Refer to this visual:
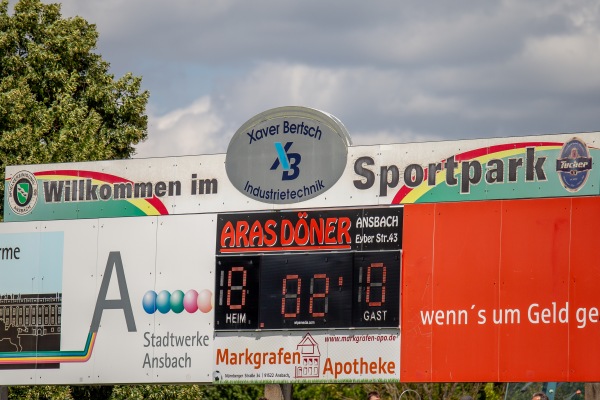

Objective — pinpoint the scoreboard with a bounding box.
[215,251,401,330]
[214,207,403,331]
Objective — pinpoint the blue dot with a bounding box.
[142,291,157,314]
[156,290,171,314]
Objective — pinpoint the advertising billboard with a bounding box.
[4,132,600,221]
[401,196,600,382]
[0,206,403,385]
[0,216,215,385]
[2,198,599,384]
[212,207,402,383]
[2,107,600,384]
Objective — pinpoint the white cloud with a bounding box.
[134,97,225,158]
[514,34,600,91]
[135,63,453,157]
[14,0,597,157]
[351,129,442,147]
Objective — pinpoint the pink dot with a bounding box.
[183,290,199,313]
[197,289,213,313]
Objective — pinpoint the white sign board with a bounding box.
[5,132,600,222]
[214,330,399,383]
[0,216,215,385]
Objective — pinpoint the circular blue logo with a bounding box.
[555,138,592,192]
[225,107,351,204]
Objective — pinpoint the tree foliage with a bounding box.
[4,382,503,400]
[293,382,367,399]
[110,384,205,400]
[7,385,72,400]
[7,384,262,400]
[0,0,148,216]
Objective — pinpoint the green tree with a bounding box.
[1,0,146,394]
[195,384,263,400]
[7,385,72,400]
[109,384,205,400]
[293,383,367,399]
[0,0,148,217]
[373,382,491,400]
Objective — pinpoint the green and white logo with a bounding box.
[8,170,38,215]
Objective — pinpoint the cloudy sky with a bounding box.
[24,1,600,157]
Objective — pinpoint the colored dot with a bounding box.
[170,290,185,314]
[142,291,157,314]
[184,290,199,313]
[156,290,171,314]
[197,289,213,313]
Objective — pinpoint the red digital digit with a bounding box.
[226,266,247,310]
[366,262,386,306]
[309,273,329,317]
[281,274,301,318]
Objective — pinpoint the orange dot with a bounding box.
[197,289,213,313]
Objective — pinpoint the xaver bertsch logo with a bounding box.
[271,142,301,181]
[226,107,351,204]
[556,138,593,192]
[8,170,38,215]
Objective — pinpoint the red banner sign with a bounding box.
[401,197,600,382]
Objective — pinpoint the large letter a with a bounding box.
[90,251,136,332]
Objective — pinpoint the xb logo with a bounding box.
[271,142,301,180]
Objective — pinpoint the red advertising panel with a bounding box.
[569,198,600,381]
[401,197,600,382]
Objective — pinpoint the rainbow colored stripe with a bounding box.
[35,170,169,216]
[0,331,96,365]
[392,141,563,204]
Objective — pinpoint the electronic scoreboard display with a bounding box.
[214,207,403,331]
[215,251,400,330]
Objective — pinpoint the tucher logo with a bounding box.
[225,107,351,204]
[556,138,593,192]
[8,170,38,215]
